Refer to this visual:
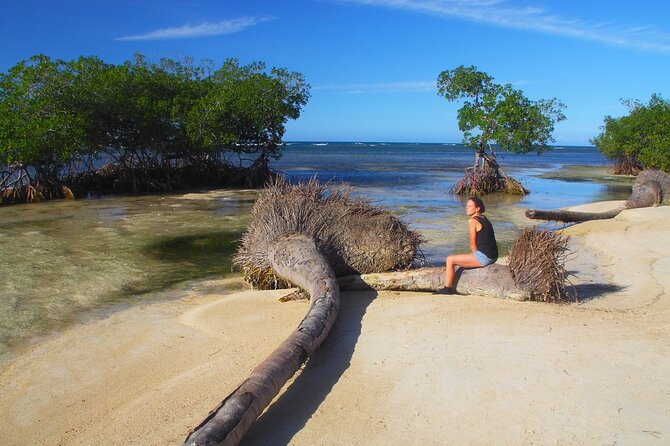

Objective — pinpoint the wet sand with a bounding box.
[1,203,669,445]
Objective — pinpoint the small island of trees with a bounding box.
[0,54,310,204]
[591,94,670,175]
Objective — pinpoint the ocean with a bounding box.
[275,142,620,208]
[0,142,631,359]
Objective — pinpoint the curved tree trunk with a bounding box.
[338,264,530,301]
[182,233,339,446]
[526,170,668,223]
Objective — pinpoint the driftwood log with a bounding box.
[526,169,670,222]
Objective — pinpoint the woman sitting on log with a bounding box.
[444,197,498,293]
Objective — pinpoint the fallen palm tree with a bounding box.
[526,169,670,222]
[182,232,339,446]
[183,178,422,446]
[183,178,570,445]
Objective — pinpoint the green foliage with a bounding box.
[0,55,88,173]
[591,94,670,174]
[437,65,566,155]
[73,55,199,166]
[0,54,310,201]
[186,59,309,161]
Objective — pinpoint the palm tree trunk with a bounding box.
[338,264,530,301]
[182,233,339,446]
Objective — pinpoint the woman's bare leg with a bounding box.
[445,253,482,288]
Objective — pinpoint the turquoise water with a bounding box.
[0,142,631,357]
[0,190,256,358]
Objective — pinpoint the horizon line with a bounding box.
[283,140,596,148]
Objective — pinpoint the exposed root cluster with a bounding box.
[233,177,424,289]
[451,154,529,196]
[65,160,275,195]
[1,165,74,205]
[508,227,572,302]
[633,169,670,205]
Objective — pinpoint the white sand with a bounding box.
[1,203,669,445]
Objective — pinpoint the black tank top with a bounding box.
[474,215,498,261]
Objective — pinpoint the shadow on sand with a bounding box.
[572,283,625,302]
[240,291,377,446]
[239,281,623,444]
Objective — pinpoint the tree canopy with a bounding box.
[0,54,310,204]
[437,65,566,156]
[591,94,670,175]
[0,55,87,171]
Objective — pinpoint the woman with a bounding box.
[444,196,498,293]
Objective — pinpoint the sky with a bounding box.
[2,0,669,145]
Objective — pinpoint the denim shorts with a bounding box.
[474,250,496,266]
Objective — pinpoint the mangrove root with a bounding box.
[452,152,529,196]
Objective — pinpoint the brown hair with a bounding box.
[468,196,485,213]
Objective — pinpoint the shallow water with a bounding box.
[0,143,632,357]
[0,190,256,356]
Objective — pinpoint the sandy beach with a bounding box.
[1,201,669,445]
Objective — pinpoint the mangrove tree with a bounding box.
[591,94,670,175]
[437,65,566,195]
[0,54,310,204]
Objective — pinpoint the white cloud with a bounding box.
[337,0,670,53]
[116,16,274,41]
[315,80,435,94]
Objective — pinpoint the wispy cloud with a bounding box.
[337,0,670,53]
[315,80,435,94]
[116,16,274,41]
[315,79,536,94]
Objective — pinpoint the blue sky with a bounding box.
[2,0,669,145]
